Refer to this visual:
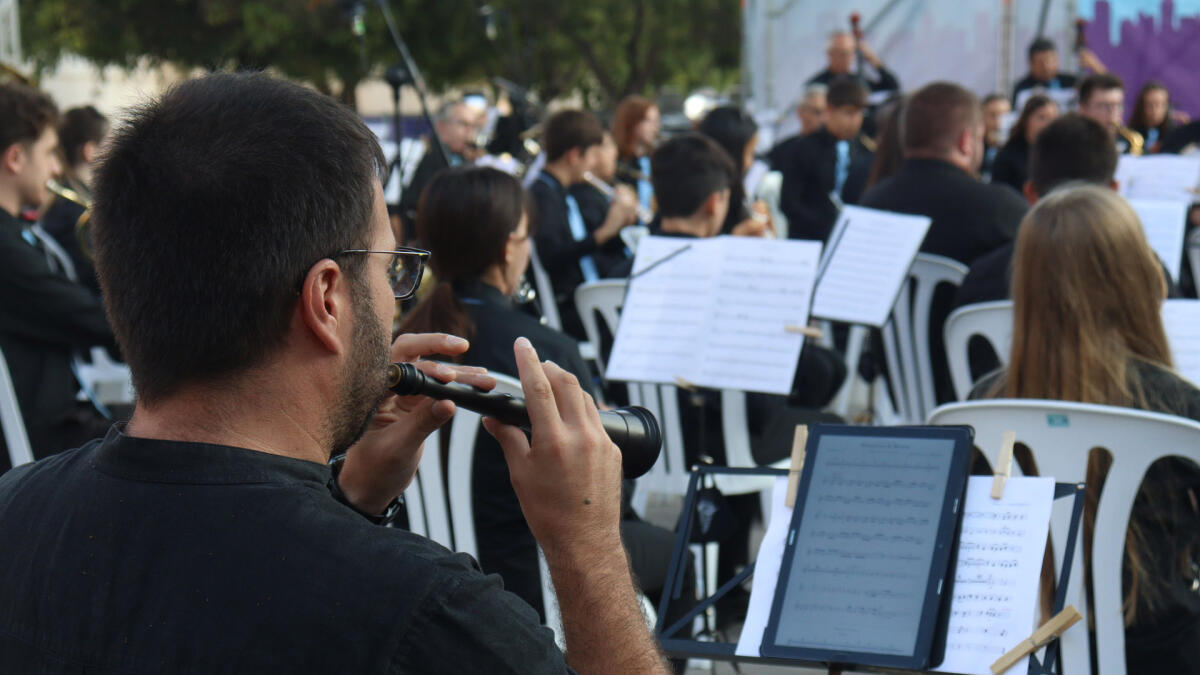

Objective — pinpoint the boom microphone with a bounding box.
[387,362,662,478]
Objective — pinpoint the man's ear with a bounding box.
[1022,180,1039,204]
[298,259,352,355]
[1,143,24,176]
[957,127,975,158]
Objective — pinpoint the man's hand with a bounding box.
[483,338,668,673]
[1078,48,1107,73]
[338,333,496,515]
[859,41,883,69]
[596,185,640,244]
[482,337,623,557]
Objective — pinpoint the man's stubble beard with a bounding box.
[327,281,391,457]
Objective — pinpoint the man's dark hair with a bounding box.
[92,72,385,402]
[1027,37,1057,61]
[650,133,733,218]
[1077,73,1124,106]
[1029,113,1117,197]
[542,110,604,162]
[827,76,868,109]
[901,82,980,156]
[0,82,58,152]
[58,105,108,166]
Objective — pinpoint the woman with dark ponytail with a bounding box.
[398,168,693,647]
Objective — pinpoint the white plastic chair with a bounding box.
[0,345,33,468]
[74,347,135,407]
[401,427,453,550]
[943,300,1014,401]
[527,242,562,331]
[1187,228,1200,290]
[928,399,1200,675]
[882,254,968,423]
[574,280,625,377]
[445,372,564,645]
[619,225,650,254]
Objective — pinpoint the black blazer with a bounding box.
[990,137,1030,194]
[861,158,1027,266]
[779,128,874,242]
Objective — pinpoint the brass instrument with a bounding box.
[46,178,94,259]
[1116,125,1145,156]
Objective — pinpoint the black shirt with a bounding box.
[1162,121,1200,154]
[1011,73,1077,107]
[807,66,899,94]
[990,137,1030,194]
[0,426,569,673]
[530,172,601,340]
[567,182,633,278]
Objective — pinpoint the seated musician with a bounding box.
[397,166,695,670]
[971,184,1200,675]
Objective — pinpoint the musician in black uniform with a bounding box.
[567,130,636,278]
[530,111,637,341]
[806,31,899,95]
[1078,73,1140,155]
[779,76,874,242]
[396,101,481,244]
[1011,37,1107,108]
[42,105,107,296]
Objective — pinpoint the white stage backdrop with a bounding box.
[742,0,1077,142]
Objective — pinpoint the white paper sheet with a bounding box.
[1162,300,1200,388]
[735,476,792,657]
[1116,155,1200,204]
[606,235,822,394]
[934,476,1055,675]
[1129,198,1189,281]
[811,205,932,327]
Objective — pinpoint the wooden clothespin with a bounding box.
[673,376,697,391]
[785,425,808,508]
[990,430,1016,499]
[784,324,825,339]
[990,605,1082,674]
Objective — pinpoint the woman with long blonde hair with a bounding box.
[975,184,1200,674]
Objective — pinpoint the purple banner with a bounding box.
[1083,0,1200,117]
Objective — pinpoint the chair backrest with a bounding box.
[1187,228,1200,292]
[444,371,564,642]
[527,242,562,331]
[573,280,626,376]
[0,345,33,468]
[928,399,1200,675]
[753,170,789,240]
[943,300,1014,400]
[402,427,453,550]
[884,253,968,423]
[619,225,650,254]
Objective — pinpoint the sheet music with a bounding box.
[606,235,822,394]
[771,434,956,655]
[935,476,1055,675]
[736,476,791,657]
[1162,300,1200,387]
[811,206,932,327]
[1116,155,1200,204]
[1129,199,1189,281]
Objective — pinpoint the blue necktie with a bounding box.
[1146,128,1160,149]
[565,194,599,282]
[833,140,851,197]
[637,156,653,216]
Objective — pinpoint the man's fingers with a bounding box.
[391,332,469,362]
[513,337,562,434]
[447,367,496,392]
[413,359,457,383]
[543,361,586,428]
[482,417,531,465]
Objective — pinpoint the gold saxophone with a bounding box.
[1116,125,1144,156]
[45,178,94,260]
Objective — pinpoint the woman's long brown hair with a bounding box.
[612,95,655,160]
[993,183,1172,624]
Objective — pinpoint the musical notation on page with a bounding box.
[772,434,955,656]
[1129,198,1188,281]
[1162,300,1200,387]
[810,206,932,327]
[606,235,821,395]
[935,476,1055,675]
[1117,155,1200,204]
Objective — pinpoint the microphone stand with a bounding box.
[372,0,452,170]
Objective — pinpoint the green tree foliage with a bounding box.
[20,0,740,108]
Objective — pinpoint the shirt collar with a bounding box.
[93,425,331,487]
[455,278,513,307]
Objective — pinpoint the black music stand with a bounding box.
[656,465,1086,675]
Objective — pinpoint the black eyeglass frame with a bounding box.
[332,246,430,300]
